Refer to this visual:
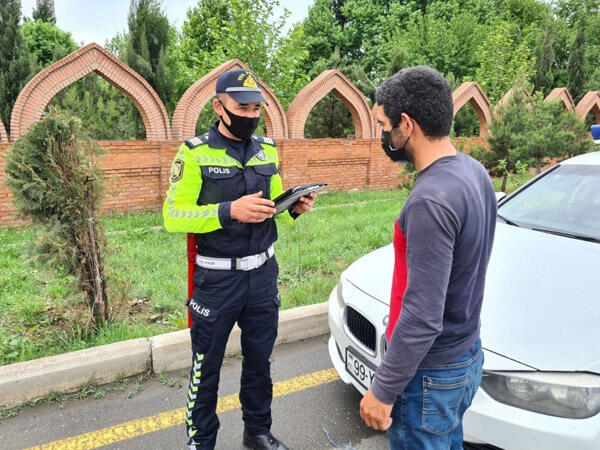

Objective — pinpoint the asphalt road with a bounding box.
[1,335,389,450]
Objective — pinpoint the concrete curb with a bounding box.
[0,302,329,409]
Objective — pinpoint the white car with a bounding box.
[328,151,600,450]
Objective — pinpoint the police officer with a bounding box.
[163,69,315,450]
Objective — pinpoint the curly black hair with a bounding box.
[376,65,453,138]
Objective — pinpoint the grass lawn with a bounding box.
[0,188,406,366]
[0,172,530,367]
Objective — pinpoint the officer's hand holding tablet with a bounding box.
[273,182,327,215]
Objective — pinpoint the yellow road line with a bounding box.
[25,368,340,450]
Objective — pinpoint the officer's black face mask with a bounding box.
[381,129,411,163]
[220,103,259,140]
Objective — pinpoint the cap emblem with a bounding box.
[241,72,259,89]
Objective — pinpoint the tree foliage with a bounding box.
[475,21,535,103]
[0,0,34,134]
[126,0,176,114]
[300,0,345,80]
[567,17,587,103]
[50,74,146,140]
[487,86,594,191]
[516,97,593,172]
[2,0,600,145]
[389,0,495,83]
[532,22,556,96]
[5,108,110,325]
[486,85,532,191]
[31,0,55,23]
[175,0,308,133]
[21,20,77,69]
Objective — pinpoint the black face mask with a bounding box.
[381,130,410,163]
[220,104,259,140]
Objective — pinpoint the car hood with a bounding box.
[481,222,600,373]
[343,244,394,305]
[343,226,600,373]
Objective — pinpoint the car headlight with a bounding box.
[335,277,345,309]
[481,371,600,419]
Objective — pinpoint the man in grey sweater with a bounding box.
[360,66,497,450]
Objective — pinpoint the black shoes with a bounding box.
[243,430,289,450]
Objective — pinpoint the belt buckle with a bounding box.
[239,254,258,271]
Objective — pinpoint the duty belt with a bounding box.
[195,245,274,271]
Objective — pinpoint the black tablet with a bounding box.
[273,183,327,214]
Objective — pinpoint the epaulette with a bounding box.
[254,136,277,147]
[184,133,209,149]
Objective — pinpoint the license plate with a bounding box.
[345,347,376,390]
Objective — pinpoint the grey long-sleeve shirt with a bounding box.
[371,152,497,405]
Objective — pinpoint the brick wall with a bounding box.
[98,140,175,213]
[279,138,403,190]
[0,137,411,228]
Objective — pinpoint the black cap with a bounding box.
[215,69,268,105]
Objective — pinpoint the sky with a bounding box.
[20,0,314,46]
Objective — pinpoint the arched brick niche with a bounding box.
[575,91,600,122]
[545,87,575,110]
[0,120,7,143]
[171,59,287,141]
[286,70,374,139]
[452,82,491,137]
[10,43,170,142]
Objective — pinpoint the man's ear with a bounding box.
[401,113,414,133]
[213,98,223,116]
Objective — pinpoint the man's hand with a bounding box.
[360,389,393,431]
[292,192,316,215]
[231,191,276,223]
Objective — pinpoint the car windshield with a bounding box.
[498,164,600,242]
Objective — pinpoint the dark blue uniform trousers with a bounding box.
[186,257,280,449]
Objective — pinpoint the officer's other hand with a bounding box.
[293,192,316,215]
[231,191,276,223]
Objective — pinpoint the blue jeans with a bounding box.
[387,339,483,450]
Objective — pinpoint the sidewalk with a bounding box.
[0,302,329,409]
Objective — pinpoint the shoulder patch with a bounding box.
[185,134,209,149]
[170,159,184,182]
[254,136,276,147]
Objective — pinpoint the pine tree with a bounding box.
[126,0,175,114]
[32,0,55,24]
[567,17,587,103]
[532,23,555,96]
[0,0,34,135]
[486,85,531,192]
[5,108,110,326]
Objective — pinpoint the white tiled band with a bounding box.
[195,245,274,271]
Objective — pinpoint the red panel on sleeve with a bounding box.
[387,221,408,340]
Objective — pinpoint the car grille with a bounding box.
[345,306,376,353]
